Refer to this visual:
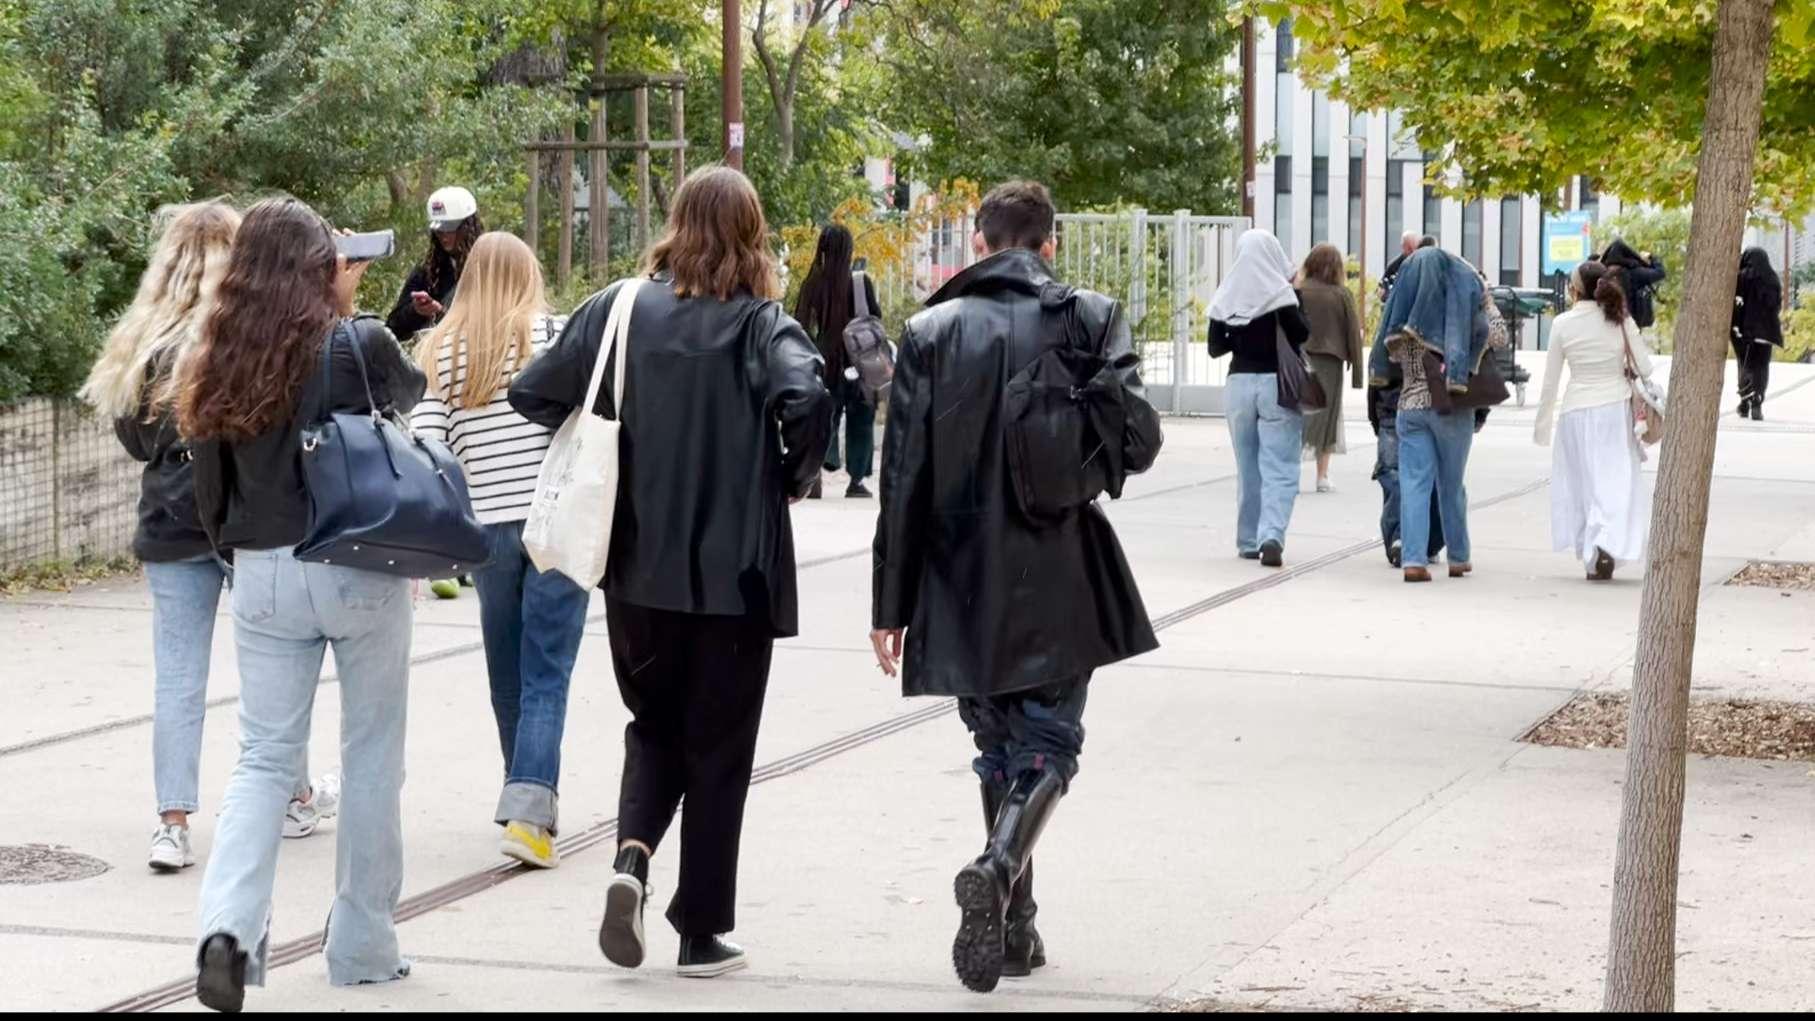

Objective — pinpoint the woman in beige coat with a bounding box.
[1296,243,1364,491]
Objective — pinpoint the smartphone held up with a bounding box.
[335,229,396,263]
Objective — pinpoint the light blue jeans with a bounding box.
[1397,408,1474,568]
[146,557,226,815]
[1225,371,1304,552]
[196,548,413,987]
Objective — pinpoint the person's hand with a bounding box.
[334,252,371,316]
[870,628,904,677]
[411,290,445,318]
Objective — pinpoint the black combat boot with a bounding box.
[953,769,1064,993]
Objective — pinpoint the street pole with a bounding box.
[722,0,744,171]
[1240,18,1256,221]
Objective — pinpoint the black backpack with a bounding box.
[1003,283,1133,525]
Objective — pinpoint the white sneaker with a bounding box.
[1316,478,1335,493]
[283,773,342,839]
[148,824,194,872]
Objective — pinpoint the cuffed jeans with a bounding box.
[146,557,226,815]
[471,521,590,832]
[1226,371,1303,553]
[1398,408,1473,569]
[196,548,412,988]
[959,677,1090,791]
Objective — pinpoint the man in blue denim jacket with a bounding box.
[1368,246,1489,391]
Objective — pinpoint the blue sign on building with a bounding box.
[1542,211,1595,276]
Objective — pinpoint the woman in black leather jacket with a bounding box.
[175,196,425,1012]
[511,166,831,980]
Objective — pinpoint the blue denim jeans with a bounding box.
[1225,371,1303,552]
[1397,408,1473,568]
[145,557,225,815]
[197,548,412,988]
[471,521,590,832]
[959,677,1090,791]
[1374,424,1444,561]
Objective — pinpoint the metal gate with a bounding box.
[872,209,1250,414]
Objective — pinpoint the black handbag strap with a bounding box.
[311,319,381,423]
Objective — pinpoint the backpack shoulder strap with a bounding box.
[851,270,872,319]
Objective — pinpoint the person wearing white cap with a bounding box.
[386,185,482,344]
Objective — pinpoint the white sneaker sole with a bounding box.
[599,875,647,968]
[147,854,192,872]
[677,954,748,979]
[282,818,319,839]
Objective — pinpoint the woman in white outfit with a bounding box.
[1533,261,1656,581]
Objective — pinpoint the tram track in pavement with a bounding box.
[96,472,1548,1012]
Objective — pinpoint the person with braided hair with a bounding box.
[386,186,483,345]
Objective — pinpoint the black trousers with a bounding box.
[606,597,773,937]
[1733,334,1773,408]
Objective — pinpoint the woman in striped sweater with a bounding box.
[411,231,589,868]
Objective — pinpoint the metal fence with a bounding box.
[0,398,138,573]
[870,209,1250,413]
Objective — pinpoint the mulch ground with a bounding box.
[1526,691,1815,761]
[1728,560,1815,590]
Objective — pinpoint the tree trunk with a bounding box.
[1602,0,1776,1011]
[777,97,795,169]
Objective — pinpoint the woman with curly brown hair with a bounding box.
[177,196,426,1012]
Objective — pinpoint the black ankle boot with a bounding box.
[979,780,1045,978]
[600,845,651,969]
[954,769,1064,993]
[195,932,247,1013]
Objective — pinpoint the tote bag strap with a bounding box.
[1618,319,1641,381]
[579,278,645,422]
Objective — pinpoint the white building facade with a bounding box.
[1252,19,1622,290]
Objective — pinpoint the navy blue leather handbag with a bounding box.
[293,321,489,578]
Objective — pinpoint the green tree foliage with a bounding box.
[0,0,569,402]
[870,0,1243,214]
[1263,0,1815,214]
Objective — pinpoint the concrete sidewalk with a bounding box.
[3,355,1813,1012]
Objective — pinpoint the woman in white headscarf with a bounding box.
[1208,229,1310,567]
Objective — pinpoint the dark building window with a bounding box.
[1311,157,1329,244]
[1385,159,1407,268]
[1499,197,1522,286]
[1276,18,1294,71]
[1423,181,1443,246]
[1348,157,1364,261]
[1274,155,1293,244]
[1462,199,1484,269]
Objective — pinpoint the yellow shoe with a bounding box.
[501,821,559,869]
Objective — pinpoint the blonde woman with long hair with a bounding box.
[82,201,244,872]
[410,231,589,869]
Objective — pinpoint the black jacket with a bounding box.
[1600,240,1666,329]
[509,277,833,638]
[872,249,1162,698]
[385,255,460,345]
[193,315,426,552]
[115,375,212,563]
[1208,305,1310,374]
[1732,248,1784,348]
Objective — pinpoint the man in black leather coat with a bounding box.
[869,180,1162,993]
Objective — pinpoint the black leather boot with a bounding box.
[953,769,1064,992]
[979,780,1045,978]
